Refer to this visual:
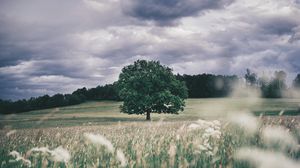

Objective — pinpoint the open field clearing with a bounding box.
[1,98,300,129]
[1,98,300,167]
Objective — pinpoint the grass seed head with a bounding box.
[228,112,259,134]
[262,126,298,151]
[84,133,115,153]
[235,148,300,168]
[116,149,127,167]
[50,146,71,163]
[6,130,17,137]
[9,150,31,167]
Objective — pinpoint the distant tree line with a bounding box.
[245,69,300,98]
[293,74,300,89]
[176,74,238,98]
[0,84,119,114]
[1,71,300,114]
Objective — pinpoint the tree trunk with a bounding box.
[146,111,151,121]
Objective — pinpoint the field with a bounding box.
[1,98,300,129]
[1,98,300,168]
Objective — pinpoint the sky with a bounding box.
[0,0,300,100]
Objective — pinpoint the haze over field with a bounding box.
[1,0,300,100]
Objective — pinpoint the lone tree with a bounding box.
[117,60,188,120]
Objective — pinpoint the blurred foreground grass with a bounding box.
[0,98,300,167]
[1,117,300,168]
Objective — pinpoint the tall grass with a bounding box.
[0,116,299,168]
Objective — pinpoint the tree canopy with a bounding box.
[245,69,257,86]
[293,74,300,89]
[245,70,288,98]
[117,60,188,120]
[176,74,238,98]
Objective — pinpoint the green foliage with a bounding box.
[293,74,300,89]
[259,71,287,98]
[0,84,120,114]
[176,74,238,98]
[244,69,290,98]
[117,60,188,119]
[245,69,257,86]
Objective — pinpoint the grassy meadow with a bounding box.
[1,98,300,167]
[1,98,300,129]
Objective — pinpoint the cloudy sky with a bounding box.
[0,0,300,100]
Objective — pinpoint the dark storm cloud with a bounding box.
[0,0,126,99]
[261,19,298,35]
[0,0,129,63]
[285,48,300,72]
[0,0,300,100]
[0,44,33,67]
[246,13,300,37]
[122,0,234,25]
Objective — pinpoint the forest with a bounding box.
[1,70,300,114]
